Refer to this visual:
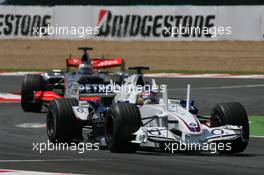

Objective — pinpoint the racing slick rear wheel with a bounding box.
[210,102,249,154]
[104,103,142,153]
[47,98,83,143]
[21,74,44,112]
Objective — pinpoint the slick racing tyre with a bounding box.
[105,103,142,153]
[211,102,249,154]
[47,98,83,143]
[21,74,45,112]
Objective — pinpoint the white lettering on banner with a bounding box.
[96,9,217,38]
[0,6,52,38]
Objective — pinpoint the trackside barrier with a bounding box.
[0,6,263,40]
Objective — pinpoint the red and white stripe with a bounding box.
[0,169,79,175]
[0,93,21,103]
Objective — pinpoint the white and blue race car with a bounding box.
[46,67,249,154]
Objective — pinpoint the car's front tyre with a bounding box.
[47,98,83,143]
[104,103,142,153]
[210,102,249,154]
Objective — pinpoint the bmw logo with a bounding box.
[189,123,197,127]
[211,129,224,135]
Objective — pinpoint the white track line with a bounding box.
[198,84,264,90]
[0,93,21,99]
[14,122,46,128]
[145,73,264,79]
[0,169,83,175]
[0,72,42,76]
[250,135,264,138]
[169,84,264,91]
[0,158,112,163]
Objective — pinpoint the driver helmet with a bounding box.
[78,64,93,74]
[137,91,159,105]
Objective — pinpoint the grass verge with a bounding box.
[249,116,264,137]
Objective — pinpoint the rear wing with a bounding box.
[66,57,126,71]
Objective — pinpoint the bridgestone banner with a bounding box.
[0,5,263,40]
[0,6,52,38]
[95,7,218,40]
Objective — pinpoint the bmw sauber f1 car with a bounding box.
[46,67,249,154]
[21,47,127,112]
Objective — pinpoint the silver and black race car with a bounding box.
[21,47,127,112]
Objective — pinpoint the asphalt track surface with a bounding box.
[0,76,264,174]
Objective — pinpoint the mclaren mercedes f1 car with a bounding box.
[46,67,249,154]
[21,47,127,112]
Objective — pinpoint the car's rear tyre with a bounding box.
[47,98,83,143]
[21,74,44,112]
[211,102,249,154]
[104,103,142,153]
